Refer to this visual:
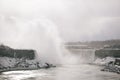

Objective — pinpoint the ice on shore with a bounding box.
[0,57,49,69]
[94,57,115,65]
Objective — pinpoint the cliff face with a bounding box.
[95,49,120,58]
[0,44,35,60]
[0,44,55,71]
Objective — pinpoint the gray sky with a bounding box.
[0,0,120,43]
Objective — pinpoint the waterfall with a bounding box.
[66,48,96,64]
[0,15,96,65]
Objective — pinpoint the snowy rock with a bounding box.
[94,57,115,65]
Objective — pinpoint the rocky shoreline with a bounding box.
[0,44,56,73]
[94,57,120,74]
[0,64,56,73]
[101,58,120,74]
[0,57,56,73]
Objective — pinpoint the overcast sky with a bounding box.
[0,0,120,43]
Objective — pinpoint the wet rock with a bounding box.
[0,44,56,72]
[101,59,120,74]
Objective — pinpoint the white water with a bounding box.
[0,64,120,80]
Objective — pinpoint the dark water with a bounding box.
[0,64,120,80]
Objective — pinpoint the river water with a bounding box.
[0,64,120,80]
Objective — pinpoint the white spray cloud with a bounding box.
[0,0,120,42]
[0,0,120,64]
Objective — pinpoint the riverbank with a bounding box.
[0,65,56,73]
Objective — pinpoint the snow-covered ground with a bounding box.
[94,57,115,65]
[0,57,48,69]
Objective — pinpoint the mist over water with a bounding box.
[71,49,95,63]
[0,15,74,64]
[0,0,120,65]
[0,15,119,80]
[0,15,96,65]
